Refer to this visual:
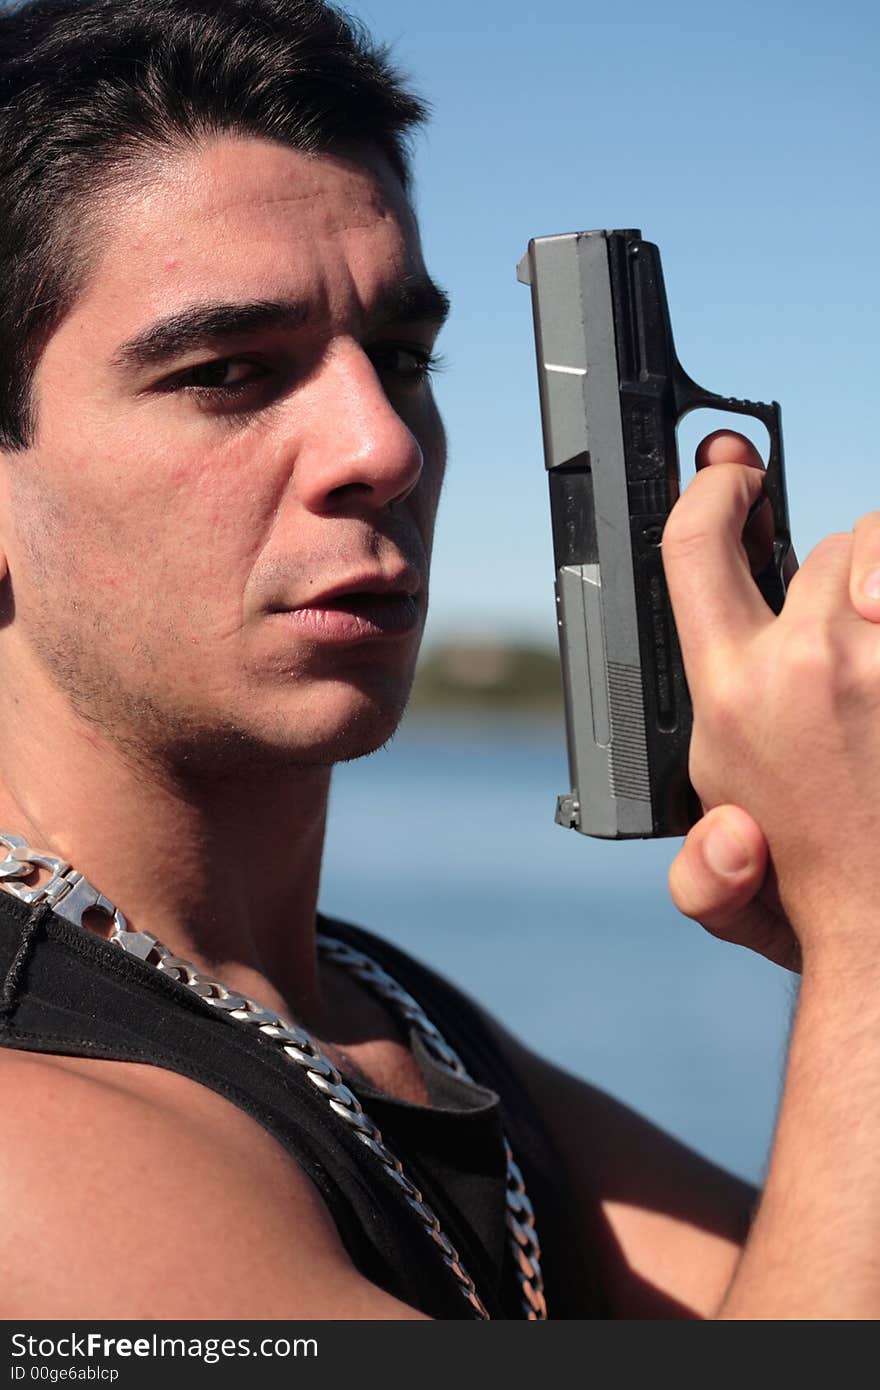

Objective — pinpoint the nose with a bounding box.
[294,343,424,514]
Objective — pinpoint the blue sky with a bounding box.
[345,0,879,643]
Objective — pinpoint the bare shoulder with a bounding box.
[473,1004,757,1318]
[0,1047,427,1320]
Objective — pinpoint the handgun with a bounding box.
[517,229,792,839]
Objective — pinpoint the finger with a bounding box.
[696,431,775,577]
[668,804,767,928]
[742,492,776,575]
[662,461,774,697]
[668,806,800,972]
[850,510,880,623]
[779,529,856,627]
[694,429,766,474]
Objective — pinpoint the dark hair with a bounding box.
[0,0,428,448]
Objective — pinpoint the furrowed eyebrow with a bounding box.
[110,300,309,371]
[110,274,450,374]
[371,275,451,330]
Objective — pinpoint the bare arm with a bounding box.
[480,1012,756,1319]
[719,960,880,1318]
[662,434,880,1318]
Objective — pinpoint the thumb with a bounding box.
[668,804,768,931]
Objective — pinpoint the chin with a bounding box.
[285,676,412,764]
[161,673,412,777]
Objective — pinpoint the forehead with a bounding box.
[74,136,423,333]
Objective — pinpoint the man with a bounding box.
[0,0,877,1320]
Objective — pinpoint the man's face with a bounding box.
[0,137,448,771]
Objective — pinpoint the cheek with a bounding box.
[151,433,298,611]
[7,429,277,644]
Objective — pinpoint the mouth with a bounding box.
[267,559,424,643]
[271,587,422,643]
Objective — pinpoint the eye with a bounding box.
[171,357,268,396]
[369,344,444,383]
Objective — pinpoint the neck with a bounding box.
[0,672,334,1027]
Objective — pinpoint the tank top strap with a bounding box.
[318,913,611,1318]
[0,892,514,1318]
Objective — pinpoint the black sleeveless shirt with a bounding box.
[0,891,607,1319]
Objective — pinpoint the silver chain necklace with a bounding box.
[0,831,546,1320]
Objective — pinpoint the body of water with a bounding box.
[320,713,795,1187]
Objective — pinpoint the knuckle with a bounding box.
[853,509,880,535]
[836,645,880,706]
[779,619,870,708]
[663,464,763,560]
[660,515,707,563]
[696,663,747,732]
[780,620,836,681]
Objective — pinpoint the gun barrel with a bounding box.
[522,231,662,837]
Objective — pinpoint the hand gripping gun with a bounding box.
[518,230,792,838]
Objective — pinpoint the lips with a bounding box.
[292,569,422,607]
[288,592,419,640]
[270,572,422,643]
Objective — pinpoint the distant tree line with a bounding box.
[410,638,562,712]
